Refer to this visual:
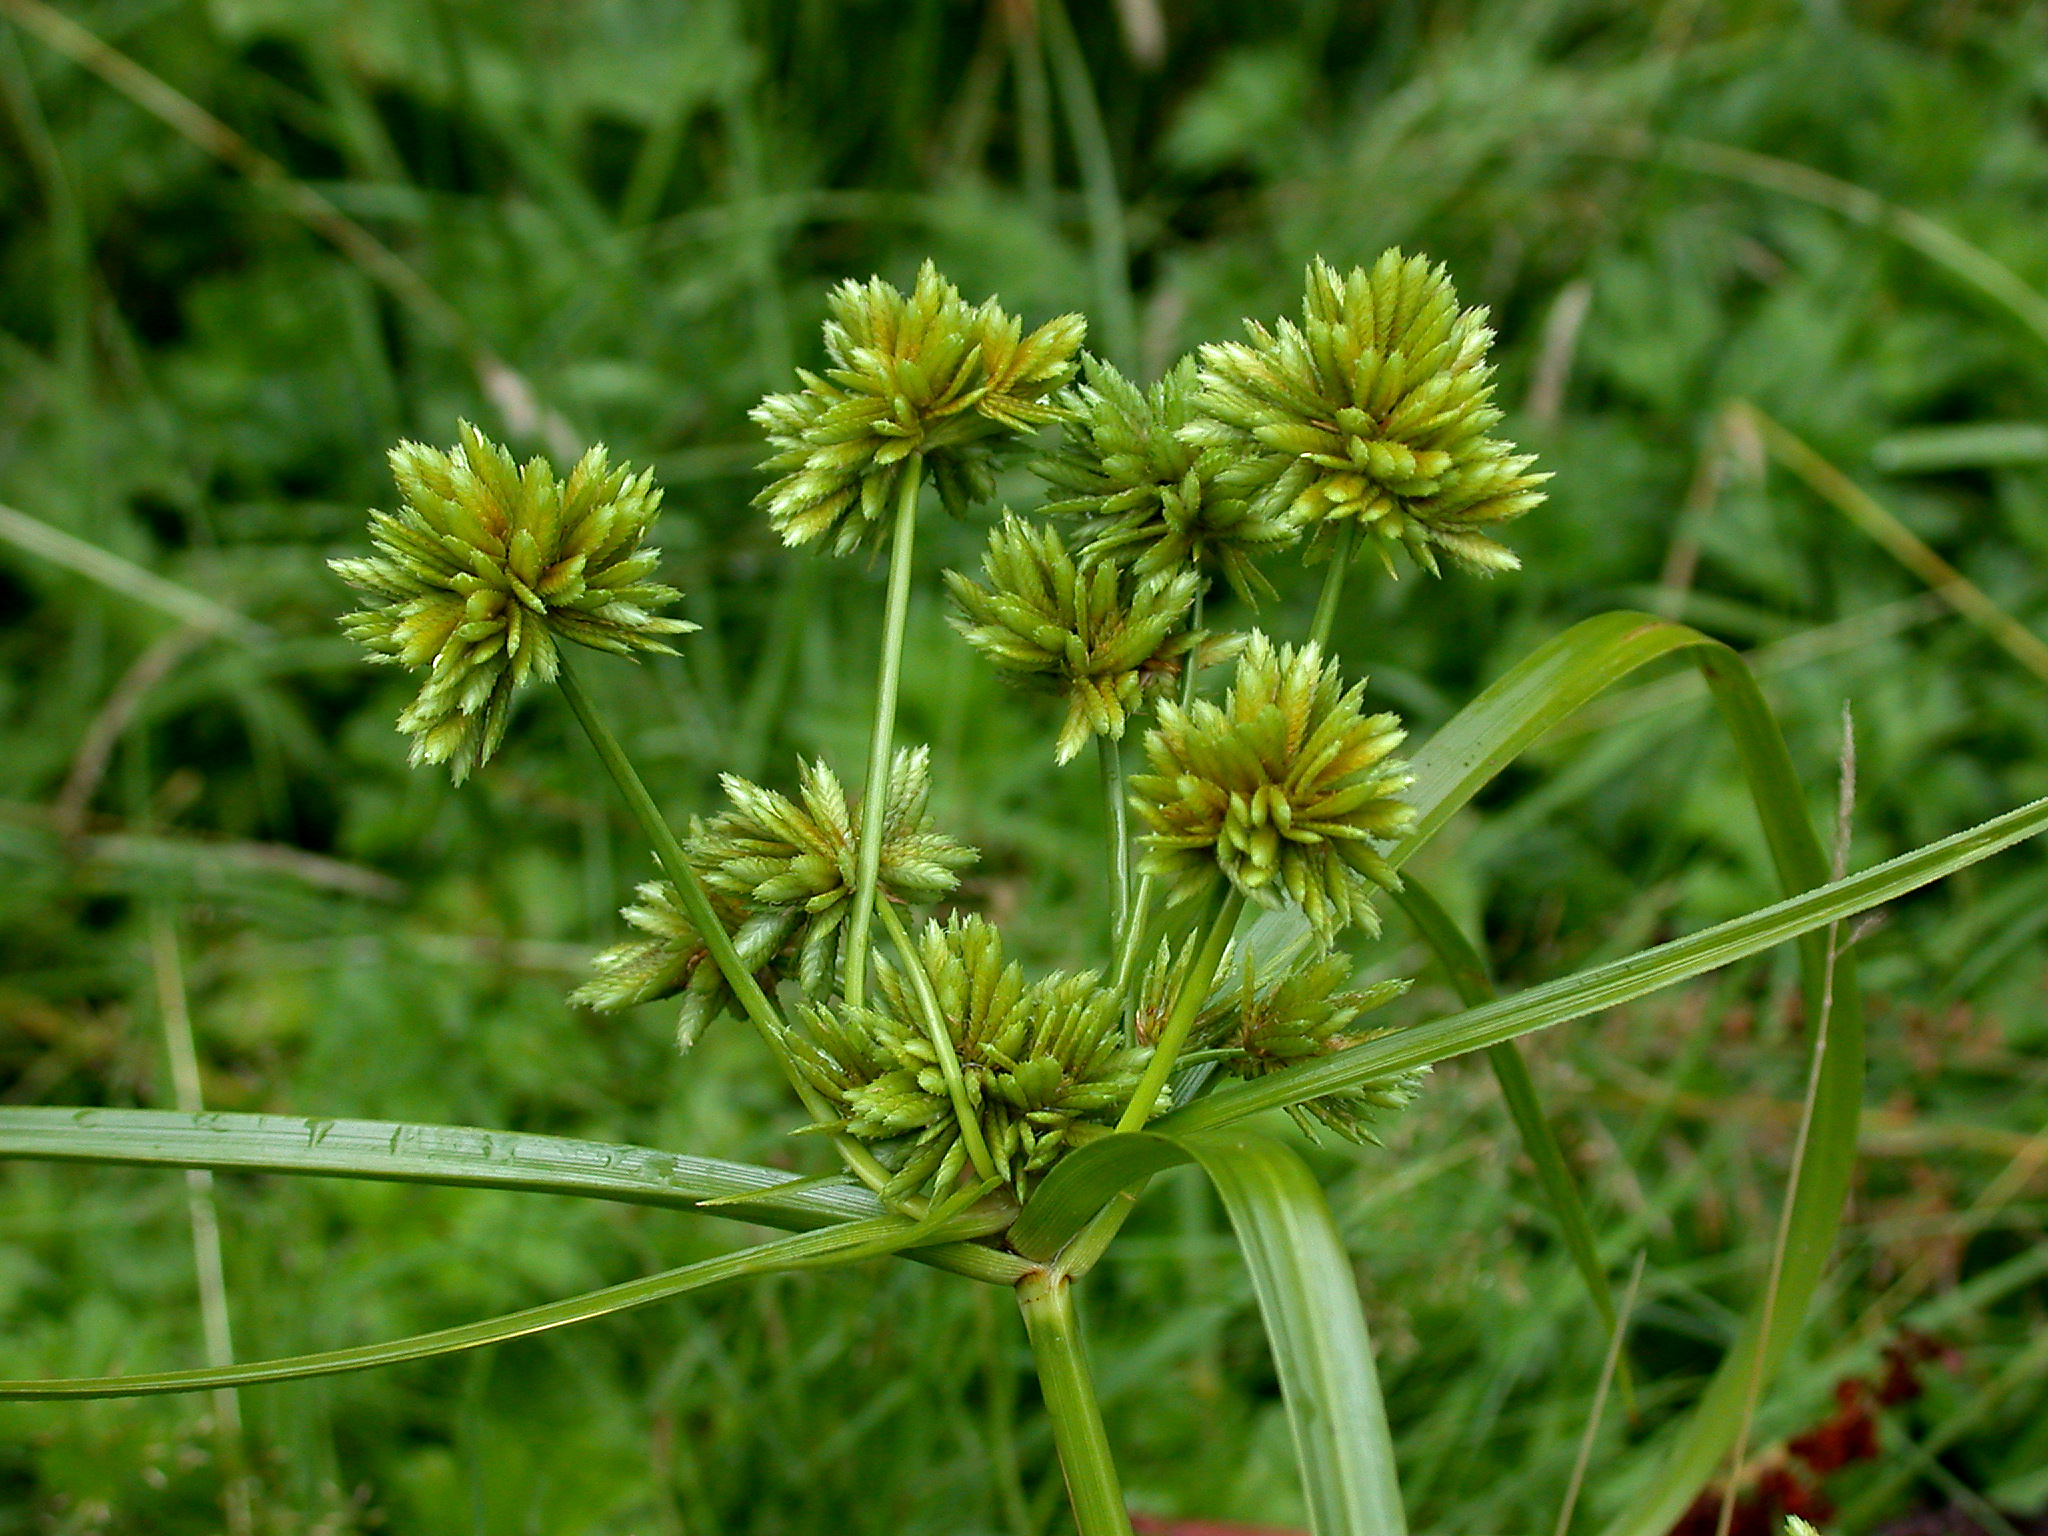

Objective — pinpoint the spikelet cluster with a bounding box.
[945,514,1207,764]
[332,423,693,781]
[1206,953,1423,1143]
[1131,633,1412,942]
[1035,355,1299,603]
[572,749,974,1046]
[693,748,975,996]
[1186,252,1548,575]
[752,263,1086,554]
[570,880,784,1051]
[790,915,1152,1200]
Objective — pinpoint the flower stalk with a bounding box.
[875,899,1001,1187]
[555,656,893,1194]
[845,453,924,1008]
[1309,520,1357,651]
[1099,734,1130,953]
[1116,884,1246,1132]
[1016,1270,1133,1536]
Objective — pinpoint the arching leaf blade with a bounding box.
[1165,792,2048,1129]
[0,1206,1004,1400]
[1018,1129,1405,1536]
[0,1108,1029,1285]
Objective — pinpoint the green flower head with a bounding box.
[332,422,694,782]
[572,747,975,1042]
[789,915,1152,1201]
[945,513,1212,765]
[692,747,977,997]
[570,879,789,1053]
[752,262,1086,554]
[1185,252,1548,576]
[1035,354,1299,603]
[1131,632,1413,941]
[1209,952,1422,1144]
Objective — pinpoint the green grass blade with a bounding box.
[0,1107,1030,1284]
[0,1210,994,1400]
[1391,877,1621,1349]
[0,499,266,641]
[1159,793,2048,1126]
[1023,1129,1405,1536]
[1178,1128,1405,1536]
[1019,792,2048,1254]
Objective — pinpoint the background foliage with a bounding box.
[4,0,2048,1531]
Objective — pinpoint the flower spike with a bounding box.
[1185,252,1548,576]
[945,513,1216,765]
[1035,354,1299,603]
[1130,632,1413,942]
[572,748,975,1043]
[331,422,694,781]
[789,915,1153,1200]
[752,262,1086,554]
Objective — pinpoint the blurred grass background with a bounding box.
[4,0,2048,1531]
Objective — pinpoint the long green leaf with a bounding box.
[1155,794,2048,1126]
[1027,1130,1404,1536]
[1214,612,1872,1530]
[0,1108,1029,1285]
[0,1207,1002,1400]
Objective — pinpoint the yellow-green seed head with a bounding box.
[572,747,975,1042]
[1035,354,1299,603]
[331,422,694,781]
[691,747,976,996]
[787,914,1153,1200]
[945,513,1214,765]
[1130,631,1413,941]
[1208,952,1422,1143]
[570,880,790,1053]
[1184,252,1548,576]
[751,262,1086,554]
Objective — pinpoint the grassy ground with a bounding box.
[3,1,2048,1531]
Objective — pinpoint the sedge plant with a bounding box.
[7,254,2048,1536]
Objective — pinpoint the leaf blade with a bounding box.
[0,1108,1030,1285]
[0,1207,1005,1400]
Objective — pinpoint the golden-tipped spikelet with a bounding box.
[572,748,975,1044]
[331,422,694,781]
[945,513,1211,764]
[752,262,1086,554]
[1035,354,1299,602]
[570,880,788,1053]
[692,747,976,996]
[1130,632,1413,941]
[1185,252,1548,576]
[788,915,1153,1200]
[1207,952,1422,1143]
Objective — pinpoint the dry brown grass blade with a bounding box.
[1742,403,2048,687]
[0,0,577,459]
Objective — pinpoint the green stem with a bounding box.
[1309,521,1358,652]
[1116,885,1246,1133]
[877,900,1000,1187]
[1111,874,1155,1046]
[1098,734,1130,956]
[1181,582,1206,707]
[555,655,894,1195]
[1016,1270,1132,1536]
[844,454,925,1009]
